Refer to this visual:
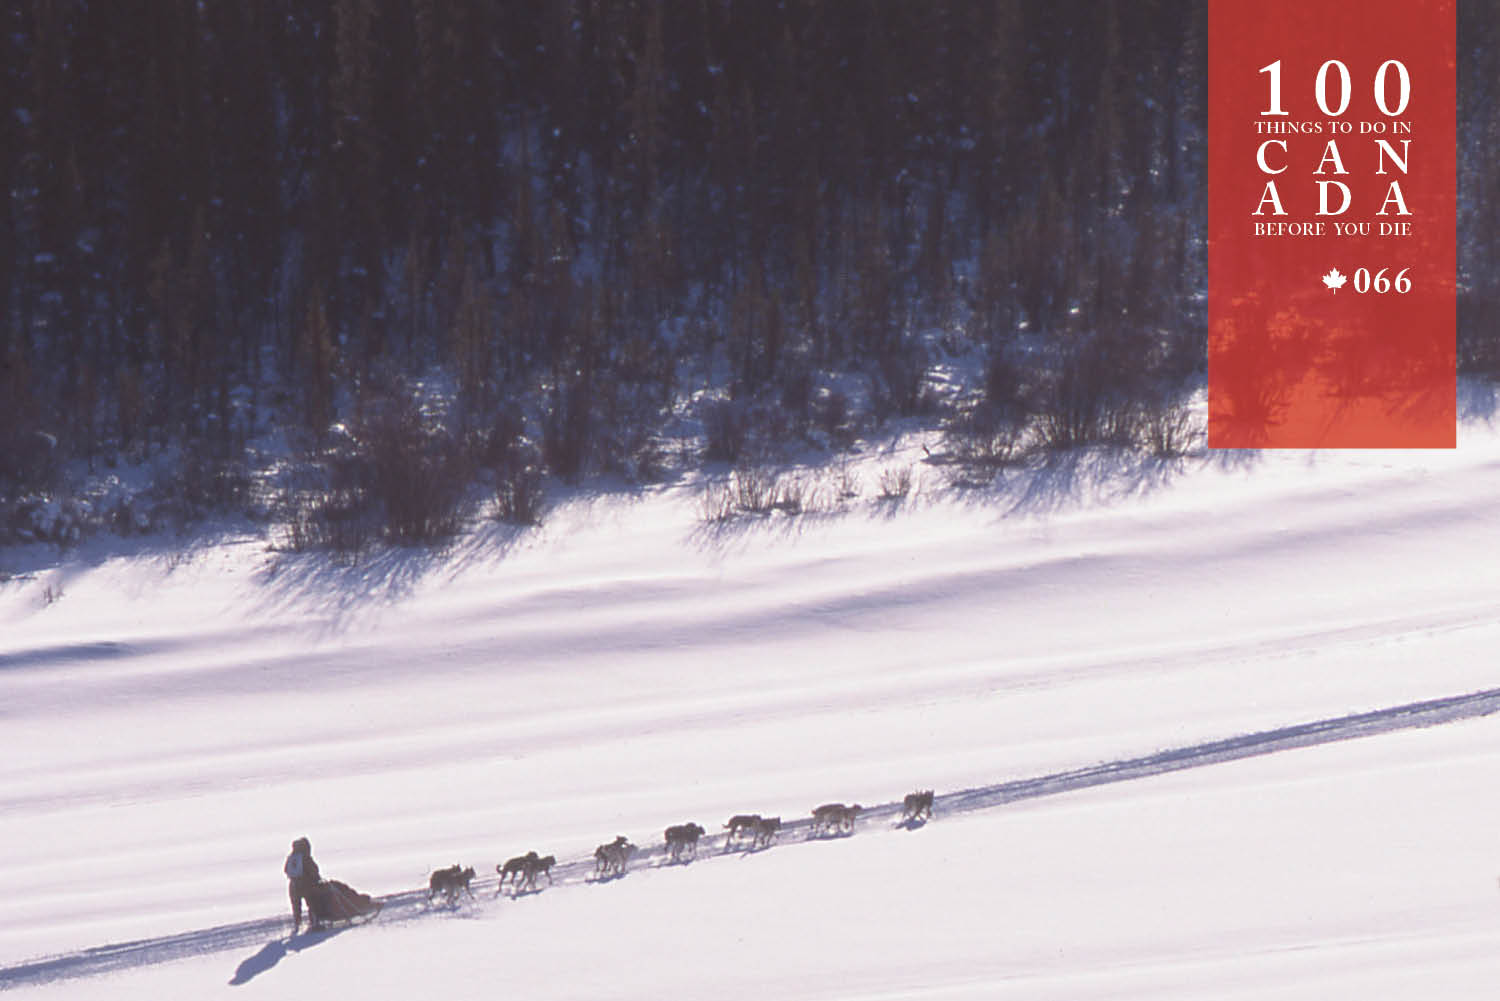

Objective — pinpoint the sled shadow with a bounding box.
[229,927,347,986]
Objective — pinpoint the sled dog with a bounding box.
[902,790,934,823]
[724,814,762,847]
[498,852,539,893]
[753,816,781,848]
[594,836,634,878]
[428,864,476,904]
[520,854,556,891]
[811,803,861,835]
[664,822,706,861]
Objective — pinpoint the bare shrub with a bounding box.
[279,389,471,551]
[1032,343,1142,451]
[1136,399,1200,458]
[942,403,1026,467]
[483,409,547,526]
[732,464,780,514]
[878,464,914,500]
[795,474,843,515]
[493,463,546,525]
[363,405,471,543]
[700,466,816,523]
[697,479,735,523]
[832,457,860,501]
[280,509,317,553]
[773,474,808,514]
[280,487,374,556]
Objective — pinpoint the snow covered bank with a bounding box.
[5,425,1500,996]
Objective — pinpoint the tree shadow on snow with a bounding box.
[250,544,449,633]
[685,504,846,559]
[931,439,1269,522]
[249,516,542,633]
[228,926,347,986]
[684,441,1266,559]
[985,449,1201,519]
[0,522,264,584]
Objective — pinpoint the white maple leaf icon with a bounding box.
[1321,267,1347,292]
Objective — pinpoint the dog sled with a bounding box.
[306,879,383,926]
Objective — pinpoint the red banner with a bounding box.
[1208,1,1455,448]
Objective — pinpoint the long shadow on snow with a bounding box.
[228,925,349,986]
[0,523,264,586]
[941,446,1231,521]
[6,684,1500,991]
[250,544,451,634]
[248,507,559,634]
[684,449,1214,555]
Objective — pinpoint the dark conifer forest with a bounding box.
[2,1,1498,546]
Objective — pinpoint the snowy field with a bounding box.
[5,412,1500,998]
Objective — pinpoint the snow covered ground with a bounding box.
[5,410,1500,998]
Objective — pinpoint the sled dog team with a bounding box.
[446,791,937,896]
[289,790,937,930]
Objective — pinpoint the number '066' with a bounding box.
[1352,268,1411,294]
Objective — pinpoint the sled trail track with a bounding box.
[5,684,1499,990]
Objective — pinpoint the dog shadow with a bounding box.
[894,817,930,831]
[506,885,549,899]
[728,841,776,856]
[586,871,629,885]
[229,927,346,986]
[426,894,476,911]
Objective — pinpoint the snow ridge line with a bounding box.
[5,684,1498,990]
